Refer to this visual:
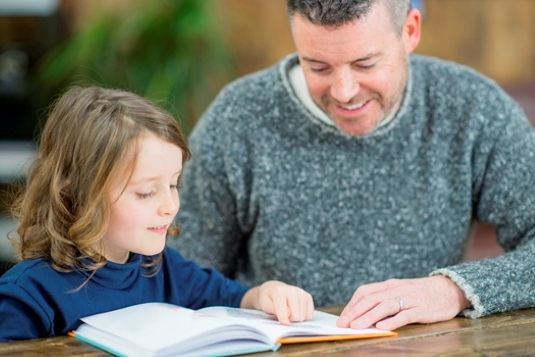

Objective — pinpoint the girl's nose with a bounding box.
[158,191,179,216]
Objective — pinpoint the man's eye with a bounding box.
[357,63,376,70]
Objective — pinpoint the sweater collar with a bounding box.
[80,253,142,289]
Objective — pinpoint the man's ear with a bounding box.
[404,8,421,53]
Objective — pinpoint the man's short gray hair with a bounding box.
[286,0,412,33]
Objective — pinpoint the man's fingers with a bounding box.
[337,295,380,328]
[375,310,414,331]
[348,298,403,329]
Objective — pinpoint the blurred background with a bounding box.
[1,0,534,274]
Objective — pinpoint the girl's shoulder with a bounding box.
[0,259,61,307]
[0,258,84,296]
[0,259,53,284]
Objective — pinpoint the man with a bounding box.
[171,0,535,330]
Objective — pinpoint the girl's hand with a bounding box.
[241,280,314,325]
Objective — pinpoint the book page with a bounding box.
[78,303,262,353]
[76,303,396,356]
[198,307,396,343]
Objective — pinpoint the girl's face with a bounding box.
[101,134,183,263]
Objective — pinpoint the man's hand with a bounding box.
[241,280,314,325]
[337,275,471,330]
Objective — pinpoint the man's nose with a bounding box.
[330,70,359,103]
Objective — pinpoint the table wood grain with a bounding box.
[1,306,534,356]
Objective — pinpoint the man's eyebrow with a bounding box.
[301,53,381,65]
[351,53,381,62]
[301,56,328,64]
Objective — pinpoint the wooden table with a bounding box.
[1,306,535,356]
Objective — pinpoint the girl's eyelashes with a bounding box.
[136,178,181,198]
[175,177,183,190]
[137,192,155,199]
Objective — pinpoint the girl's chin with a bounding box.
[136,242,166,257]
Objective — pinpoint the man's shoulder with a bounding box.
[411,54,496,87]
[193,55,297,134]
[409,55,526,131]
[222,56,291,95]
[410,54,508,104]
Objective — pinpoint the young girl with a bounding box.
[0,86,314,342]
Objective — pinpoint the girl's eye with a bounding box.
[137,192,155,199]
[172,178,182,190]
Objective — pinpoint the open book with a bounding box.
[72,302,397,357]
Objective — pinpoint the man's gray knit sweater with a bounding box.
[172,54,535,318]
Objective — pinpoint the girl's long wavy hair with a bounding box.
[9,86,191,275]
